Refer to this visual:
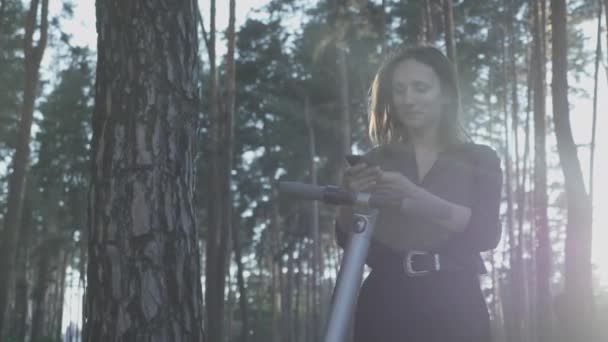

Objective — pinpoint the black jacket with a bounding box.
[336,141,503,274]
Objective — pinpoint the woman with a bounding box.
[335,46,503,341]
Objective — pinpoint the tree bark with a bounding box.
[83,1,205,341]
[506,2,526,340]
[302,92,323,342]
[270,198,283,342]
[589,0,602,223]
[9,192,31,342]
[31,243,53,342]
[500,28,517,342]
[605,0,608,84]
[232,221,249,342]
[380,0,387,54]
[531,0,553,340]
[203,0,221,337]
[0,0,48,336]
[423,0,434,43]
[0,0,7,51]
[284,247,295,342]
[519,51,533,341]
[213,0,236,340]
[550,0,595,340]
[52,249,69,341]
[443,0,457,76]
[294,248,303,342]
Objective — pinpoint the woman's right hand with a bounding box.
[336,163,382,238]
[342,163,382,192]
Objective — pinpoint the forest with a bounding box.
[0,0,607,341]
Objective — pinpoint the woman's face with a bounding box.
[390,59,447,134]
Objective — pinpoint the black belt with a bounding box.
[402,250,466,277]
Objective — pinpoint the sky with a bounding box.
[41,0,608,330]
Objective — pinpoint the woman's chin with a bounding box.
[402,117,428,130]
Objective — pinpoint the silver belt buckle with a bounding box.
[404,250,441,277]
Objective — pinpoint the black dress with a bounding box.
[336,142,503,342]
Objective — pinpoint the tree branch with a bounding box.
[197,4,211,62]
[33,0,49,63]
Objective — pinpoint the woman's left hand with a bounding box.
[373,171,420,200]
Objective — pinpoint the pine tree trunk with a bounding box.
[83,1,204,340]
[31,243,52,342]
[550,1,594,340]
[53,249,69,341]
[501,31,518,342]
[605,0,608,83]
[443,0,457,75]
[506,2,526,339]
[380,0,387,54]
[267,194,283,342]
[10,194,32,342]
[204,0,222,339]
[232,221,249,342]
[423,0,434,42]
[209,1,237,340]
[589,0,602,225]
[519,63,532,342]
[0,0,6,51]
[284,248,295,342]
[294,250,302,342]
[306,243,313,342]
[0,0,48,335]
[532,0,553,340]
[303,92,323,342]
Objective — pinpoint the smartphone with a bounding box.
[345,154,365,166]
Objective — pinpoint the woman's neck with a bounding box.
[406,125,442,151]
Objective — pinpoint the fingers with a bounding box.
[349,174,378,192]
[343,164,382,192]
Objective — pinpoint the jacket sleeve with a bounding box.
[442,145,503,254]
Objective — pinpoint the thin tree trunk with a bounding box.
[501,28,519,342]
[204,0,223,340]
[270,197,283,342]
[303,92,322,342]
[0,0,48,335]
[0,0,7,52]
[226,269,234,341]
[589,0,602,227]
[423,0,434,42]
[380,0,387,54]
[232,220,249,342]
[31,243,53,342]
[532,0,553,340]
[211,1,237,341]
[83,1,205,340]
[53,249,69,341]
[306,242,313,342]
[294,247,302,342]
[605,0,608,83]
[443,0,457,76]
[550,1,595,340]
[285,247,295,342]
[506,2,526,340]
[519,58,532,342]
[10,194,32,342]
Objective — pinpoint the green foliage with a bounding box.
[0,0,26,162]
[29,45,94,264]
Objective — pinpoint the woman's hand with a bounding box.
[337,163,381,235]
[342,163,382,192]
[372,171,420,199]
